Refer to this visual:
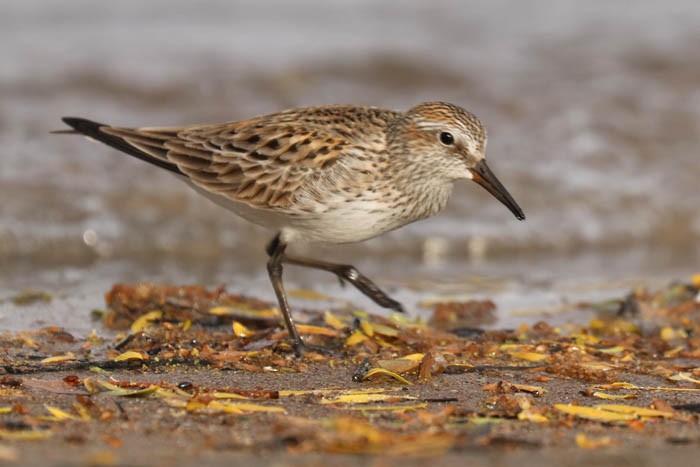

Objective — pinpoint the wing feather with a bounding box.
[62,106,397,210]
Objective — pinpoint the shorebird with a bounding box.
[58,102,525,355]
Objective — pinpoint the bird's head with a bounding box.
[390,101,525,221]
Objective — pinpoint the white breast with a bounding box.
[184,176,454,245]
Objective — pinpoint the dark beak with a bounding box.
[470,160,525,221]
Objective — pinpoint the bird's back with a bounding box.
[61,105,400,213]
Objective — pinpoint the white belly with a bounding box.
[184,177,452,245]
[283,200,404,244]
[186,179,401,243]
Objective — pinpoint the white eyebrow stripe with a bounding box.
[414,121,444,130]
[414,120,482,155]
[416,121,474,145]
[415,120,469,134]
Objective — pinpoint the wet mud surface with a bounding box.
[2,279,700,465]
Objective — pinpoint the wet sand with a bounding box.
[2,281,700,465]
[4,367,700,467]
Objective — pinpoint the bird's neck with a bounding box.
[383,163,454,223]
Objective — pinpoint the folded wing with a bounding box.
[61,114,348,209]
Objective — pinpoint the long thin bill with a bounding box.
[470,160,525,220]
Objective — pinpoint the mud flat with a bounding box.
[1,279,700,465]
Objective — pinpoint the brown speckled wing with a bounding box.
[100,106,395,209]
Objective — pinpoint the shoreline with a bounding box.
[1,279,699,464]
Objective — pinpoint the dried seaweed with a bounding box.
[2,278,700,458]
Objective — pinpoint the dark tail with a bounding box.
[59,117,182,175]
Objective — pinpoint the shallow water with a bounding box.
[1,1,699,334]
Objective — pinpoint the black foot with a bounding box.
[281,339,341,357]
[331,265,405,313]
[278,252,406,314]
[298,342,340,356]
[292,338,305,357]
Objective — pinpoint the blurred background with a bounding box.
[1,0,699,333]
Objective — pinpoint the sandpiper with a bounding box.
[58,102,525,354]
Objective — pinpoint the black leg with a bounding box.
[279,254,405,314]
[266,234,304,356]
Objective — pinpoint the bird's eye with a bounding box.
[439,132,454,146]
